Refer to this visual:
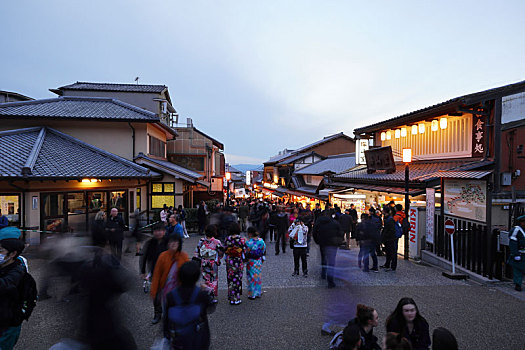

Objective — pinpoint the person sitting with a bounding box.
[431,327,458,350]
[386,298,430,350]
[383,332,412,350]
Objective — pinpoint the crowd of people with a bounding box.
[0,196,482,349]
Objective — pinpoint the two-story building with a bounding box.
[51,82,215,209]
[328,79,525,280]
[0,89,203,232]
[168,118,225,207]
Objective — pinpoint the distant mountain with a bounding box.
[232,164,264,173]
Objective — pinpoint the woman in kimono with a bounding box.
[223,223,246,305]
[194,225,224,299]
[245,226,266,299]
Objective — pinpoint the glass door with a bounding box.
[41,193,66,232]
[87,191,107,229]
[109,190,128,225]
[67,192,87,234]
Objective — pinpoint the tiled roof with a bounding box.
[295,153,356,175]
[264,132,353,165]
[0,96,158,121]
[56,81,167,93]
[0,127,156,179]
[355,80,525,134]
[134,153,203,182]
[332,159,493,184]
[276,152,323,166]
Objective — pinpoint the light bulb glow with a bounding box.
[440,117,447,129]
[419,123,425,134]
[412,125,418,135]
[431,120,439,131]
[381,132,386,141]
[401,127,407,137]
[386,131,392,140]
[395,129,400,138]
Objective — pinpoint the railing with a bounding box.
[430,213,497,279]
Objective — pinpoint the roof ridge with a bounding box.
[73,81,167,88]
[46,127,151,174]
[0,127,42,136]
[22,128,46,176]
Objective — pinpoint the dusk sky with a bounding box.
[2,1,525,165]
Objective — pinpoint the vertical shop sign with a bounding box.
[356,139,369,165]
[409,207,418,255]
[472,114,485,157]
[426,188,435,244]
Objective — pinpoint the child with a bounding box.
[165,261,216,350]
[288,218,308,277]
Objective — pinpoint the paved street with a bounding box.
[16,234,525,349]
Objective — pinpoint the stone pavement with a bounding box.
[15,234,525,349]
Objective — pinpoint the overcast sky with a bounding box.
[2,1,525,164]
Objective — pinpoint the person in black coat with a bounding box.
[197,201,207,235]
[338,210,353,250]
[347,304,381,350]
[386,298,431,350]
[105,208,126,261]
[91,210,107,247]
[380,207,397,271]
[140,224,168,324]
[348,204,358,238]
[274,207,289,255]
[313,212,343,288]
[0,237,27,350]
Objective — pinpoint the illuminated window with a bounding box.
[152,195,174,208]
[164,183,174,193]
[419,123,425,134]
[152,184,163,193]
[136,188,141,211]
[386,131,392,140]
[401,128,407,137]
[411,125,418,135]
[395,129,400,139]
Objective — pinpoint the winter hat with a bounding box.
[0,226,22,241]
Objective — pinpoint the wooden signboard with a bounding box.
[364,146,396,174]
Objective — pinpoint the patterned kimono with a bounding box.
[194,237,224,297]
[245,238,266,298]
[224,235,247,303]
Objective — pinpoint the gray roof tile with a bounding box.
[295,153,356,175]
[0,96,158,121]
[0,127,155,179]
[134,153,203,181]
[57,81,167,93]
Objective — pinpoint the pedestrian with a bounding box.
[166,213,184,240]
[164,261,216,350]
[0,232,28,350]
[431,327,458,350]
[339,209,353,250]
[380,207,397,271]
[197,201,207,235]
[383,333,412,350]
[274,206,289,255]
[300,204,314,254]
[386,298,431,350]
[224,223,246,305]
[289,218,308,277]
[140,224,168,324]
[150,234,189,305]
[0,209,8,229]
[313,211,344,288]
[345,304,381,350]
[362,212,380,273]
[348,204,358,240]
[508,214,525,291]
[91,210,107,247]
[238,203,249,232]
[177,205,190,238]
[268,205,277,242]
[160,204,168,226]
[105,208,126,261]
[245,226,266,299]
[194,225,224,300]
[329,322,362,350]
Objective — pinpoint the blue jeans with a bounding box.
[362,241,378,271]
[0,325,21,350]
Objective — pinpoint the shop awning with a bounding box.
[327,181,425,196]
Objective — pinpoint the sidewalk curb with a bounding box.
[421,250,497,285]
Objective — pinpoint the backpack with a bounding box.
[15,270,38,323]
[394,221,404,239]
[402,217,410,236]
[167,287,206,349]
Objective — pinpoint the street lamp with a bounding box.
[225,172,231,206]
[402,148,412,260]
